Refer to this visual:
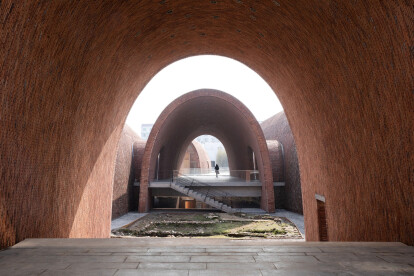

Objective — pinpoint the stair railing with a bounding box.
[171,171,244,214]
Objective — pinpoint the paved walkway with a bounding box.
[273,209,305,238]
[0,238,413,275]
[111,213,148,230]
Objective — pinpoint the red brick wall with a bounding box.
[111,126,142,219]
[130,139,147,211]
[180,151,191,169]
[262,113,303,214]
[266,139,291,211]
[266,140,284,183]
[1,1,412,248]
[133,141,147,181]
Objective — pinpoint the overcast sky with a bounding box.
[126,55,283,135]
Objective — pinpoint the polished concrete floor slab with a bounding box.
[0,238,413,275]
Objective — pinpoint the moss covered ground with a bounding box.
[112,212,302,239]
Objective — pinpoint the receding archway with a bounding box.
[139,89,274,212]
[1,1,413,248]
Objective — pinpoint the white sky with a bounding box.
[126,55,283,135]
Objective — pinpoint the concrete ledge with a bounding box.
[11,238,411,248]
[273,182,285,187]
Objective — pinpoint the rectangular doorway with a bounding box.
[317,199,328,241]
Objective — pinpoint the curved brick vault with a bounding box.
[262,112,303,214]
[111,126,142,219]
[139,90,274,212]
[179,141,211,172]
[1,1,413,247]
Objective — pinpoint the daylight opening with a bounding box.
[111,56,303,239]
[126,55,283,134]
[178,135,228,175]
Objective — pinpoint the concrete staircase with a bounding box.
[170,180,236,213]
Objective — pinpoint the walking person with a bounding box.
[215,164,220,178]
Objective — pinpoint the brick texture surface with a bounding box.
[112,135,209,217]
[111,126,142,219]
[266,140,284,183]
[0,1,412,248]
[262,113,303,214]
[179,141,211,171]
[139,90,275,213]
[191,141,211,170]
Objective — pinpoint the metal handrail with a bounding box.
[171,171,244,214]
[151,169,260,182]
[172,168,260,181]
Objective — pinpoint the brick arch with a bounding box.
[176,132,236,174]
[139,90,274,212]
[179,141,211,172]
[1,1,413,248]
[191,141,211,170]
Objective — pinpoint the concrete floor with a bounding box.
[0,238,413,275]
[111,213,148,230]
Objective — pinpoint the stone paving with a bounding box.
[111,213,148,230]
[272,209,305,238]
[0,238,413,275]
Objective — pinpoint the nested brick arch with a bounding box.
[179,141,211,171]
[139,90,274,212]
[177,132,235,174]
[1,1,413,248]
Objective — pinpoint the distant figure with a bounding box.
[215,164,220,178]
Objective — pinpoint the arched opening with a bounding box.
[154,135,232,210]
[118,55,293,216]
[148,133,265,211]
[178,135,224,174]
[139,90,275,213]
[125,55,282,135]
[111,55,301,224]
[2,2,412,249]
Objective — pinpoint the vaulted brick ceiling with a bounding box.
[0,1,413,247]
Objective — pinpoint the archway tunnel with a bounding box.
[139,90,274,212]
[0,1,413,248]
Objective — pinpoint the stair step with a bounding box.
[170,178,239,214]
